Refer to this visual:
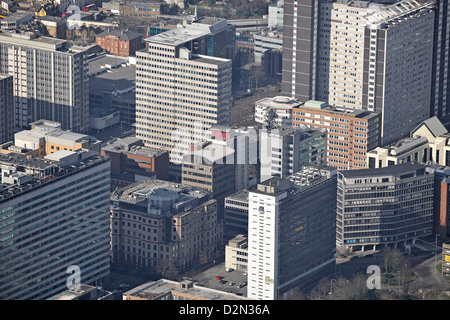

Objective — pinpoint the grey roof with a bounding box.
[96,29,142,41]
[411,116,448,138]
[339,162,427,178]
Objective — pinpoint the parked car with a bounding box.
[216,275,224,280]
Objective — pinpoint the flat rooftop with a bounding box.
[255,96,301,110]
[0,151,108,203]
[123,279,250,300]
[146,26,211,47]
[298,100,379,120]
[102,138,167,158]
[339,162,428,178]
[0,31,69,51]
[225,189,249,203]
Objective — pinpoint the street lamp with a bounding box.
[435,234,441,275]
[330,278,336,299]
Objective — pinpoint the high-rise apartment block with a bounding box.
[110,180,220,272]
[247,166,337,300]
[336,163,435,253]
[292,100,381,170]
[281,0,320,103]
[430,0,450,119]
[0,149,111,300]
[259,127,327,182]
[282,0,436,145]
[0,74,13,145]
[0,31,90,133]
[135,19,234,180]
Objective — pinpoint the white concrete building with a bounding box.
[247,166,337,300]
[254,96,299,129]
[0,31,90,133]
[135,22,233,180]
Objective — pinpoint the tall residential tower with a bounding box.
[0,31,90,133]
[282,0,436,145]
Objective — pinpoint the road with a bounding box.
[336,249,450,293]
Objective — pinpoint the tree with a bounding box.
[155,259,179,281]
[309,277,331,300]
[284,286,305,300]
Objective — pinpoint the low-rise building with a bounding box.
[13,120,101,157]
[254,96,299,129]
[118,1,166,20]
[123,279,250,300]
[110,179,221,273]
[95,29,144,57]
[101,137,169,189]
[225,234,248,273]
[367,116,450,169]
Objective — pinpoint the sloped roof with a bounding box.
[411,116,448,138]
[96,29,142,41]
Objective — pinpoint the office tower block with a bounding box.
[182,142,236,221]
[259,127,327,182]
[110,180,220,272]
[281,0,320,102]
[431,0,450,119]
[282,0,436,145]
[0,74,13,145]
[208,125,259,191]
[292,100,381,170]
[135,21,233,181]
[336,163,434,253]
[247,166,337,300]
[0,150,111,300]
[0,31,90,133]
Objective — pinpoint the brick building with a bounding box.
[292,100,381,170]
[95,29,143,57]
